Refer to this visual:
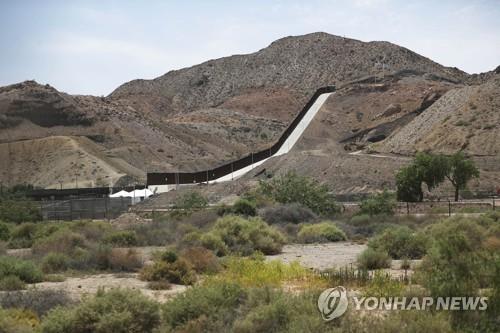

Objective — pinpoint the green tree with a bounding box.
[359,190,396,216]
[415,153,449,191]
[173,191,208,211]
[396,164,423,202]
[259,171,340,216]
[445,152,479,201]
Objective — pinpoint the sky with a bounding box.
[0,0,499,96]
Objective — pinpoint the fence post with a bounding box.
[104,197,108,221]
[69,199,73,221]
[493,197,496,211]
[448,200,451,216]
[406,202,409,215]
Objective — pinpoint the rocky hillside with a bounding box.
[110,32,468,119]
[374,74,500,156]
[0,32,498,191]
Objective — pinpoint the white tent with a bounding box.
[109,190,131,198]
[110,189,153,204]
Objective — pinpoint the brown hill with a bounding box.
[0,32,497,192]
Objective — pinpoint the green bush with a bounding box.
[0,289,72,317]
[260,203,317,224]
[41,253,71,274]
[0,221,10,241]
[297,222,346,243]
[173,191,208,211]
[368,226,428,259]
[202,215,285,256]
[418,217,491,298]
[0,308,39,332]
[159,249,178,263]
[348,214,372,226]
[0,275,26,291]
[162,281,246,331]
[8,222,37,248]
[258,171,340,216]
[40,289,160,333]
[103,230,138,247]
[180,247,220,274]
[0,200,41,223]
[357,248,391,270]
[359,190,396,216]
[200,233,229,256]
[232,199,257,216]
[140,257,196,285]
[32,228,86,256]
[0,256,43,283]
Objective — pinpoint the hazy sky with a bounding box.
[1,0,499,95]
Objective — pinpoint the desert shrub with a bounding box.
[0,275,26,291]
[8,223,37,248]
[161,281,246,331]
[159,249,178,263]
[147,280,171,290]
[176,210,218,229]
[232,293,291,333]
[40,289,160,333]
[173,191,208,211]
[0,221,11,241]
[103,230,138,247]
[131,220,175,246]
[365,311,453,333]
[258,171,340,216]
[107,248,143,271]
[418,217,491,298]
[180,230,202,246]
[140,257,196,285]
[0,256,43,283]
[232,199,257,216]
[359,190,396,216]
[368,226,428,259]
[215,257,320,288]
[200,233,229,256]
[348,214,372,226]
[357,248,391,270]
[0,200,41,223]
[41,253,71,273]
[180,247,220,274]
[363,270,404,297]
[202,215,285,256]
[70,220,112,243]
[297,222,346,243]
[0,308,39,333]
[32,229,86,256]
[0,289,72,317]
[260,203,317,225]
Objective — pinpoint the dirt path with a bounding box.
[266,242,366,270]
[31,273,187,303]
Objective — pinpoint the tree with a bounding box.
[359,190,396,216]
[415,153,449,192]
[259,171,340,216]
[445,152,479,201]
[395,152,477,202]
[396,164,424,202]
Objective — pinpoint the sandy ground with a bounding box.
[30,273,187,303]
[266,242,366,270]
[266,242,419,279]
[19,243,420,302]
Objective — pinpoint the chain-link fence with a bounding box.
[39,197,132,221]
